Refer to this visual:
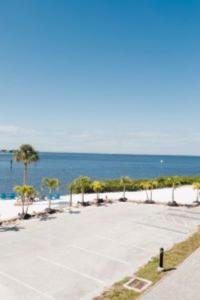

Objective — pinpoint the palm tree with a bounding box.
[193,182,200,202]
[42,177,60,210]
[14,144,39,185]
[91,181,104,200]
[68,182,75,209]
[140,180,151,201]
[149,180,158,201]
[166,176,180,204]
[14,185,37,217]
[72,176,91,205]
[120,176,132,199]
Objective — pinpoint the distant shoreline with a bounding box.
[1,150,200,158]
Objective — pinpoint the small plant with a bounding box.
[166,176,180,206]
[42,177,60,212]
[120,176,132,200]
[14,185,37,219]
[148,180,158,203]
[139,181,152,202]
[193,182,200,202]
[67,182,76,209]
[70,176,91,205]
[91,181,105,201]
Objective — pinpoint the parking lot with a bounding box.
[0,202,199,300]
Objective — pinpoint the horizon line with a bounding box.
[24,150,200,158]
[1,149,200,158]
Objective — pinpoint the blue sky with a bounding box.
[0,0,200,154]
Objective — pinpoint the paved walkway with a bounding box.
[142,247,200,300]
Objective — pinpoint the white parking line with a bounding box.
[123,217,190,234]
[38,256,105,286]
[106,223,141,236]
[95,234,151,252]
[136,222,189,234]
[156,213,195,231]
[0,269,55,300]
[69,244,130,265]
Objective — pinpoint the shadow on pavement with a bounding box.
[69,210,81,214]
[164,267,177,273]
[0,225,25,232]
[39,215,57,221]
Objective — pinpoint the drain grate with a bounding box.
[124,277,152,293]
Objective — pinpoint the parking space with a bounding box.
[0,202,199,300]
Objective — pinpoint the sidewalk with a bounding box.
[142,248,200,300]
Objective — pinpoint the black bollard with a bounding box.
[158,247,164,272]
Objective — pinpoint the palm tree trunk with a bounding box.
[25,199,29,214]
[150,189,152,201]
[22,197,25,215]
[23,164,28,185]
[145,190,149,201]
[172,184,175,202]
[48,195,51,209]
[81,188,84,204]
[48,188,52,209]
[196,190,199,202]
[48,199,51,209]
[123,186,126,198]
[69,189,73,208]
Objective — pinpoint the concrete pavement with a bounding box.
[142,247,200,300]
[0,202,199,300]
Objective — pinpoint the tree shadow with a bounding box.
[68,210,81,214]
[53,200,67,206]
[39,215,57,221]
[0,225,25,232]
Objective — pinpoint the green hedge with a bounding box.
[70,175,200,194]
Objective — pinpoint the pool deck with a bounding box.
[0,201,199,300]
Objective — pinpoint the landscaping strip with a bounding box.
[94,227,200,300]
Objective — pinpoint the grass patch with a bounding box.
[94,228,200,300]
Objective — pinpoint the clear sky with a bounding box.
[0,0,200,155]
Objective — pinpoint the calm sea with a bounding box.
[1,152,200,194]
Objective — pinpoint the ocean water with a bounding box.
[1,152,200,194]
